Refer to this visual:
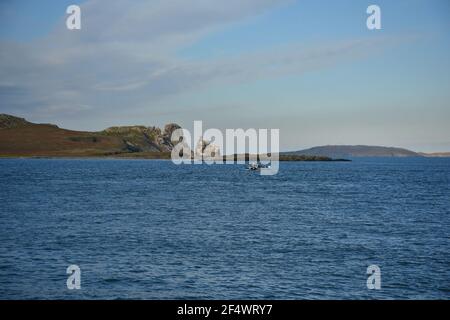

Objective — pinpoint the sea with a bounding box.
[0,157,449,299]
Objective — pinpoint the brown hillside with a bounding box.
[0,123,126,157]
[0,114,180,157]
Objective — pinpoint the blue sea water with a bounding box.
[0,158,449,300]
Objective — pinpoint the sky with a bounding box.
[0,0,449,152]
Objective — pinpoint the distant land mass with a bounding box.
[0,114,340,161]
[0,114,447,159]
[419,152,450,158]
[0,114,179,158]
[284,145,449,158]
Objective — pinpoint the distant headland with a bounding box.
[283,145,450,158]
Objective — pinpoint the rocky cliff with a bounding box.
[102,123,181,152]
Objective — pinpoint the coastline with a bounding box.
[0,153,351,162]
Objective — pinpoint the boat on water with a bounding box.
[246,162,271,171]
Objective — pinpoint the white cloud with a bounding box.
[0,0,393,125]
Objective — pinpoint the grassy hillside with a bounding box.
[0,114,178,158]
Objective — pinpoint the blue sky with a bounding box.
[0,0,449,152]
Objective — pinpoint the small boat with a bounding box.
[246,162,270,171]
